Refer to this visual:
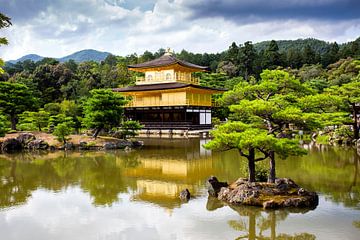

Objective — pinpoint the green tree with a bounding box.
[302,45,317,65]
[238,41,257,80]
[221,70,312,182]
[0,13,11,74]
[326,81,360,139]
[263,40,282,69]
[83,89,127,138]
[0,82,37,130]
[18,109,50,131]
[120,120,143,140]
[0,113,9,137]
[53,121,74,144]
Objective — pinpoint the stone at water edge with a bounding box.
[179,189,191,201]
[64,142,75,150]
[16,133,36,146]
[1,138,22,153]
[103,142,117,150]
[27,139,49,150]
[214,177,319,209]
[207,176,229,197]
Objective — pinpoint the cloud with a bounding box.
[183,0,360,22]
[0,0,359,60]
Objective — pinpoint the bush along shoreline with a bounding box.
[0,132,143,154]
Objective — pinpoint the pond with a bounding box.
[0,138,359,240]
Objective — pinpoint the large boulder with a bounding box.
[215,177,318,209]
[64,142,75,150]
[1,138,22,153]
[179,189,191,201]
[79,141,88,150]
[131,140,144,148]
[116,140,132,149]
[207,176,228,197]
[27,139,49,150]
[17,133,36,147]
[103,142,117,150]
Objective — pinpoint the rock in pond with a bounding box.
[17,133,36,146]
[27,139,49,150]
[214,177,318,209]
[1,138,22,153]
[179,189,191,201]
[64,142,75,150]
[207,176,229,197]
[103,142,117,150]
[131,140,144,148]
[116,140,132,149]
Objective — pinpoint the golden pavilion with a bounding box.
[114,49,223,130]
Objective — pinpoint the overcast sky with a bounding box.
[0,0,359,60]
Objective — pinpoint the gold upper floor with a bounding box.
[136,69,199,85]
[122,87,217,107]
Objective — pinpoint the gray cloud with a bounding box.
[0,0,359,60]
[183,0,360,22]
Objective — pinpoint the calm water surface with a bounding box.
[0,138,359,240]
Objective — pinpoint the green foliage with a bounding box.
[120,120,143,140]
[53,121,74,144]
[0,82,38,130]
[83,89,126,137]
[18,109,50,131]
[0,113,10,137]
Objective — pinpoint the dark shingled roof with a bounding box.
[113,82,225,92]
[128,54,208,70]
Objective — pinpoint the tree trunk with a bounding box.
[352,104,359,140]
[268,150,276,183]
[248,147,256,182]
[92,128,102,139]
[10,114,17,130]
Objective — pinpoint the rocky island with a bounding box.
[208,176,319,209]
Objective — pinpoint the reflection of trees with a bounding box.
[207,197,316,240]
[353,221,360,230]
[0,151,138,208]
[277,145,360,210]
[80,154,129,206]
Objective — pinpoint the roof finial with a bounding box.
[164,47,173,56]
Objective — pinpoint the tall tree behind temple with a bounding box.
[302,44,317,65]
[227,42,240,64]
[238,41,257,80]
[286,48,303,69]
[322,42,340,67]
[262,40,282,69]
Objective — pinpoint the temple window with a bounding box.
[166,73,172,81]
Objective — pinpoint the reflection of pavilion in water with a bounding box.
[120,138,213,209]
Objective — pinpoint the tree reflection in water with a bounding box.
[207,196,316,240]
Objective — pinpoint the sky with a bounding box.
[0,0,359,60]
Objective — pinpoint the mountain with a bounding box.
[7,49,111,64]
[7,54,44,64]
[59,49,111,62]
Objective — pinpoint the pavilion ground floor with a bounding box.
[125,106,212,130]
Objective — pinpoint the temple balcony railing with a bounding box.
[126,99,212,107]
[135,76,199,85]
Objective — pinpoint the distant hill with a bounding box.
[254,38,331,54]
[8,54,44,64]
[60,49,111,63]
[7,49,111,64]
